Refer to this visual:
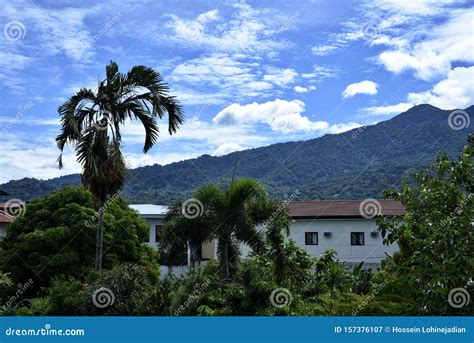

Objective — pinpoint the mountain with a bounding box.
[1,104,472,204]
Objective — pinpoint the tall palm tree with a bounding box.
[56,61,184,272]
[163,178,270,280]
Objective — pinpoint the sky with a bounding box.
[0,0,473,183]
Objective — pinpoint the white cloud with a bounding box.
[1,1,101,62]
[263,68,298,87]
[366,4,474,80]
[312,45,337,55]
[162,3,288,53]
[213,143,245,156]
[363,102,413,116]
[363,66,474,115]
[213,99,362,134]
[0,136,80,183]
[342,80,378,98]
[406,66,474,109]
[294,85,316,93]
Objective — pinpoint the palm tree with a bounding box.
[56,61,184,272]
[163,178,270,280]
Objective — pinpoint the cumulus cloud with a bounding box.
[213,99,361,134]
[294,85,316,93]
[213,143,245,156]
[363,66,474,115]
[342,80,378,98]
[263,68,298,87]
[373,6,474,80]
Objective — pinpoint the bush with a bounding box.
[0,187,159,298]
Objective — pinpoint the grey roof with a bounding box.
[129,204,168,217]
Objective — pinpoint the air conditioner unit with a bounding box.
[371,231,378,238]
[324,232,332,238]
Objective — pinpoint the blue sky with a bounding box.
[0,0,473,183]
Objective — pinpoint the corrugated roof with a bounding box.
[129,204,168,216]
[286,200,405,218]
[0,211,14,224]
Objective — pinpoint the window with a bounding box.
[155,224,163,243]
[351,232,365,246]
[305,232,318,245]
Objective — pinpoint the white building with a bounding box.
[130,200,405,269]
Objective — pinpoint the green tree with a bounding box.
[56,61,183,272]
[162,179,270,280]
[378,135,474,314]
[0,187,158,297]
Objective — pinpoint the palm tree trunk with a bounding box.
[221,240,230,280]
[95,196,106,272]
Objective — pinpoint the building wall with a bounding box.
[143,217,165,248]
[0,224,7,238]
[288,218,398,265]
[139,215,398,267]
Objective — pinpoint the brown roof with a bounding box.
[286,200,405,218]
[0,211,14,224]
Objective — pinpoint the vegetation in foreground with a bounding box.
[0,137,472,316]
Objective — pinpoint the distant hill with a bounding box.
[1,104,472,204]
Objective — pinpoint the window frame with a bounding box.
[155,224,163,243]
[305,232,318,245]
[351,232,365,246]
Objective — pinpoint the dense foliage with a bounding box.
[0,187,158,298]
[377,135,474,315]
[0,137,472,316]
[1,105,472,204]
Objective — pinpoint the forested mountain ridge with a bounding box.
[1,104,472,204]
